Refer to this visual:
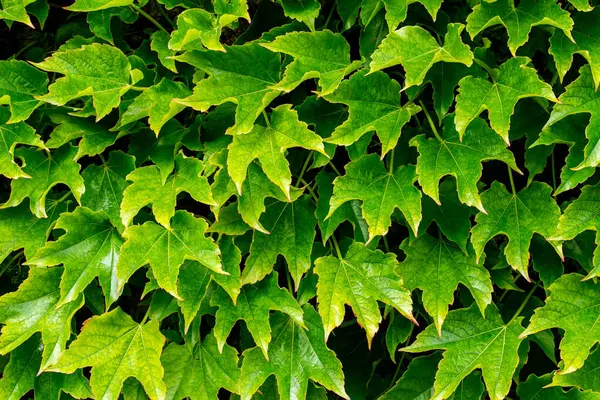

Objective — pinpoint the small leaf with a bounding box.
[278,0,320,30]
[169,9,224,52]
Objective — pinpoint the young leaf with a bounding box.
[328,153,422,242]
[0,267,84,372]
[314,241,415,345]
[0,112,45,179]
[466,0,573,55]
[522,273,600,374]
[27,207,123,308]
[261,30,362,95]
[47,307,166,400]
[169,9,224,52]
[403,304,525,400]
[370,23,473,89]
[398,234,493,335]
[411,117,520,213]
[471,181,560,280]
[117,210,222,299]
[66,0,133,12]
[211,272,304,358]
[455,57,557,143]
[1,145,85,218]
[121,152,215,228]
[324,70,421,157]
[175,42,282,135]
[33,43,140,121]
[227,104,325,200]
[239,304,349,400]
[0,60,48,123]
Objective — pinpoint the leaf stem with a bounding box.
[551,152,557,191]
[129,85,149,92]
[154,0,176,29]
[261,110,271,128]
[11,40,37,60]
[388,148,395,173]
[299,177,319,203]
[328,161,342,176]
[331,236,343,259]
[296,152,313,185]
[508,281,540,325]
[56,191,72,204]
[507,166,517,195]
[322,0,337,30]
[130,4,169,33]
[474,59,496,83]
[419,101,443,142]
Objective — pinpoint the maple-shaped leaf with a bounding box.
[277,0,320,30]
[549,184,600,280]
[1,145,85,218]
[517,373,600,400]
[403,304,525,400]
[27,207,123,308]
[117,78,191,135]
[175,43,281,135]
[162,334,240,400]
[33,43,140,121]
[169,9,224,52]
[455,57,557,143]
[550,10,600,90]
[121,152,215,228]
[47,307,166,400]
[0,0,38,27]
[324,70,420,157]
[88,7,137,45]
[261,30,361,96]
[65,0,132,11]
[370,23,473,89]
[411,117,520,213]
[214,0,249,26]
[0,336,93,400]
[522,273,600,374]
[328,153,422,242]
[212,272,304,358]
[0,111,45,179]
[314,242,415,345]
[531,115,594,196]
[178,236,241,331]
[381,353,485,400]
[471,181,560,280]
[398,234,493,335]
[45,114,124,160]
[81,150,135,232]
[208,202,251,235]
[0,60,48,123]
[466,0,573,55]
[367,0,444,30]
[243,195,316,287]
[550,348,600,392]
[240,304,348,400]
[543,65,600,170]
[0,267,84,372]
[117,210,223,299]
[227,104,326,200]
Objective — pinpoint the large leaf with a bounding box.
[0,60,48,123]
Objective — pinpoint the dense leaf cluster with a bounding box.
[2,0,600,398]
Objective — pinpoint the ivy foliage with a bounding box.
[2,0,600,399]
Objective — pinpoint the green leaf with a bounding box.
[466,0,573,55]
[411,117,520,213]
[214,0,249,26]
[403,304,525,400]
[543,65,600,170]
[314,241,415,345]
[471,181,560,280]
[227,104,326,200]
[549,184,600,280]
[175,42,282,135]
[0,0,37,26]
[121,152,215,228]
[370,23,473,89]
[328,153,422,242]
[27,206,123,308]
[33,43,139,121]
[117,210,223,299]
[378,0,444,30]
[239,304,348,400]
[261,30,361,95]
[455,57,557,143]
[66,0,133,12]
[81,150,136,232]
[88,7,137,44]
[517,373,600,400]
[169,9,224,52]
[398,234,493,335]
[151,30,177,73]
[243,195,316,287]
[278,0,320,30]
[0,267,84,372]
[117,78,191,135]
[550,348,600,392]
[324,70,420,157]
[47,307,166,400]
[208,202,251,235]
[0,60,48,123]
[0,112,45,179]
[1,145,85,218]
[522,273,600,374]
[212,271,304,358]
[162,334,240,400]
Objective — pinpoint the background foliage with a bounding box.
[1,0,600,398]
